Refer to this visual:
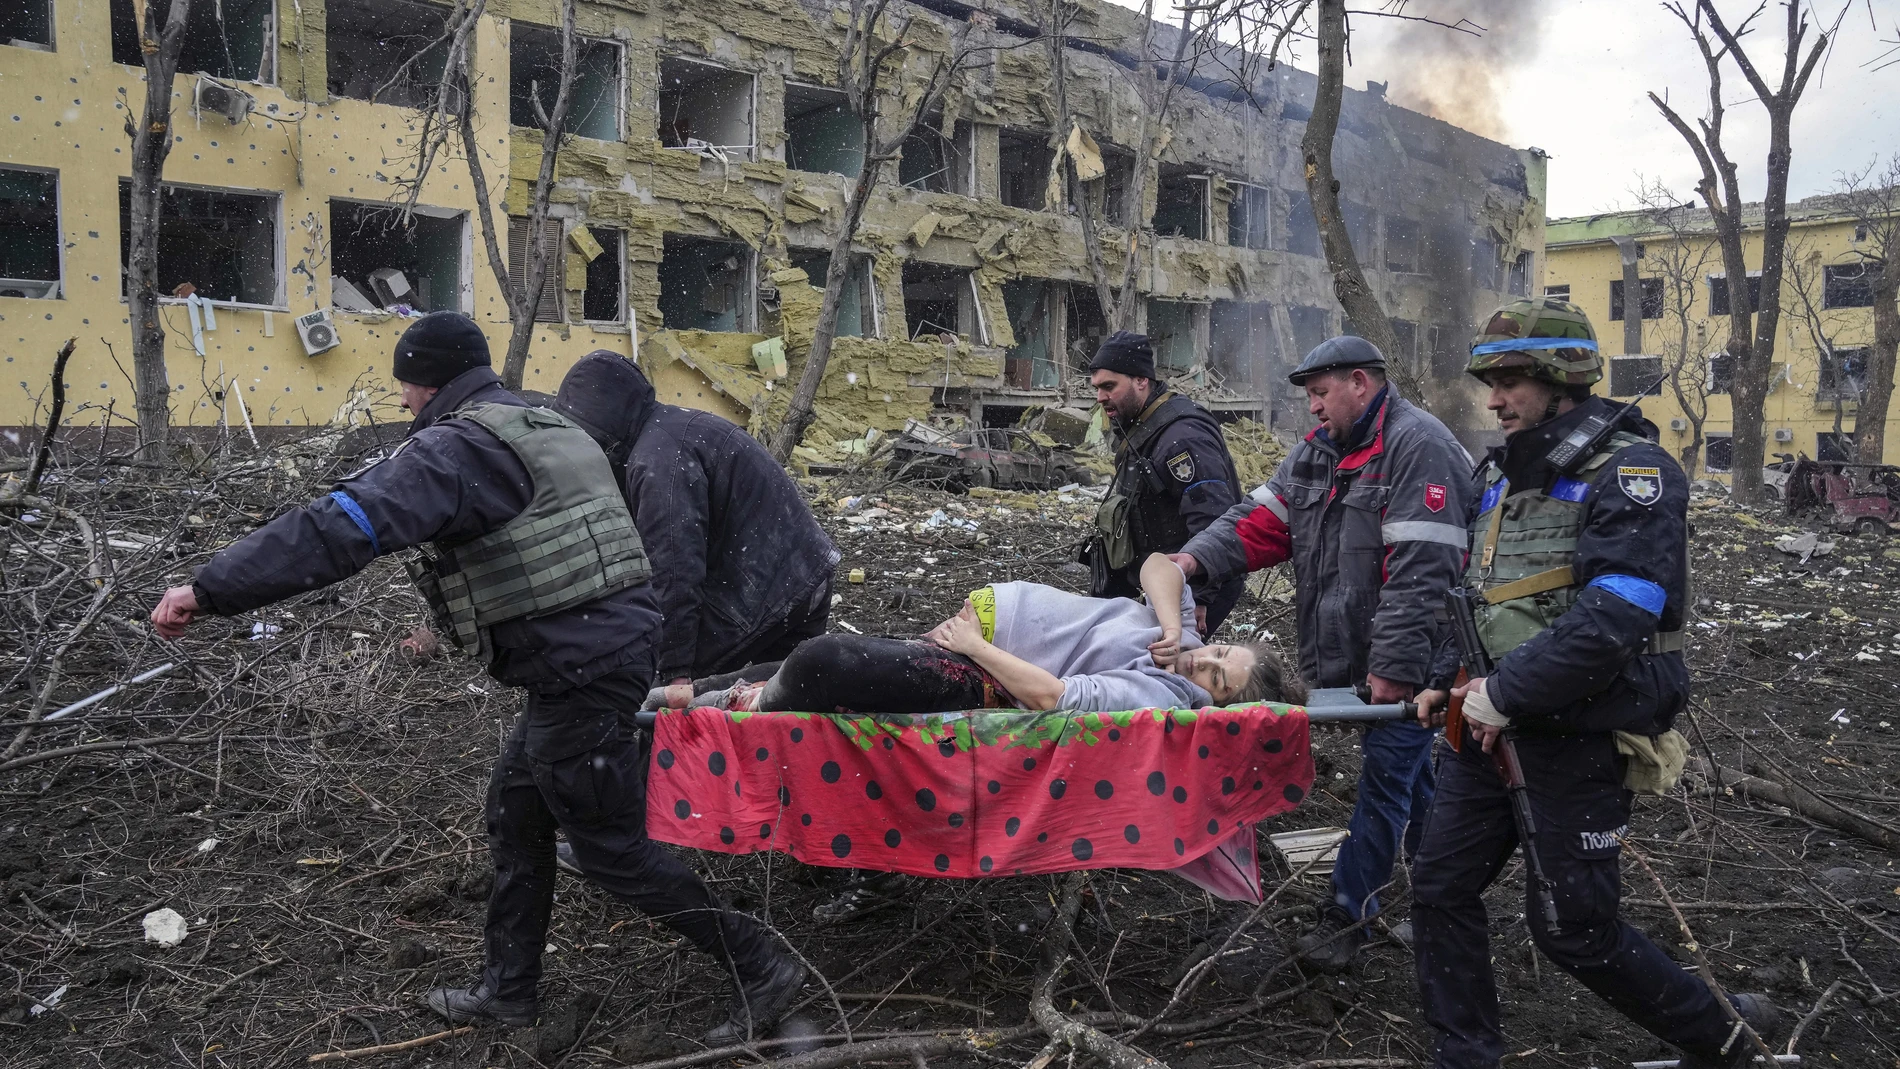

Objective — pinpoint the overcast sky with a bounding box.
[1102,0,1899,219]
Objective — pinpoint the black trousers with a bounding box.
[700,635,992,714]
[1411,730,1735,1068]
[481,668,778,1001]
[709,578,833,677]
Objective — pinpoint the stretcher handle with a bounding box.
[630,702,1414,731]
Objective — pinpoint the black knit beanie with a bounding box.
[1088,330,1157,380]
[392,311,491,387]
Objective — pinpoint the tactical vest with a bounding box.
[1465,431,1684,661]
[1093,392,1216,570]
[405,404,651,658]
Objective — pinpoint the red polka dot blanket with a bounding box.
[646,702,1313,902]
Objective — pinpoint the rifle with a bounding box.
[1444,587,1561,932]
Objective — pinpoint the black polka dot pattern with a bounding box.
[708,752,727,776]
[820,760,841,783]
[831,834,852,858]
[866,781,882,800]
[915,788,937,812]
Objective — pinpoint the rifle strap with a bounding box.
[1479,494,1506,573]
[1482,565,1574,604]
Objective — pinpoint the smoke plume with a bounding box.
[1350,0,1546,141]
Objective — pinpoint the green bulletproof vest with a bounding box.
[1464,431,1683,661]
[406,403,651,657]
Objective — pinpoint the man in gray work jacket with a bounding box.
[1172,336,1470,967]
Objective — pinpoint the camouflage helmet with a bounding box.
[1466,297,1602,387]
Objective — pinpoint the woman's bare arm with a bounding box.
[1139,553,1186,666]
[927,601,1065,709]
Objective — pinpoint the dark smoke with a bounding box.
[1353,0,1546,141]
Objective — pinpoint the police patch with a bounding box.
[1168,451,1196,483]
[1617,465,1662,506]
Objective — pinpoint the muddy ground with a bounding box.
[2,439,1898,1069]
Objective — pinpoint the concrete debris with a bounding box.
[142,908,189,947]
[889,423,1093,491]
[1220,419,1291,489]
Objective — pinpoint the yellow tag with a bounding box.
[968,586,996,643]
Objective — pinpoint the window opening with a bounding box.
[1823,263,1874,309]
[1816,431,1858,463]
[118,181,277,306]
[1003,279,1057,388]
[785,84,863,177]
[1507,251,1531,296]
[326,0,453,109]
[506,216,563,323]
[1608,355,1664,397]
[582,227,625,323]
[1,1,55,50]
[903,261,975,341]
[111,0,275,82]
[1544,283,1571,301]
[510,24,621,141]
[1099,146,1134,227]
[1342,202,1377,263]
[1286,190,1320,257]
[0,168,61,299]
[1704,433,1733,472]
[1147,300,1203,375]
[1066,284,1107,371]
[1469,237,1501,290]
[999,128,1053,210]
[1387,318,1418,363]
[1609,277,1664,321]
[1227,182,1269,250]
[1289,305,1330,357]
[1154,168,1207,240]
[1210,301,1274,386]
[1382,217,1421,272]
[1708,272,1761,316]
[1708,352,1733,395]
[659,235,753,332]
[788,249,875,338]
[657,57,754,158]
[1818,347,1870,402]
[900,120,973,195]
[329,201,464,314]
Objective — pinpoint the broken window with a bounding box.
[1708,352,1734,395]
[1388,318,1417,362]
[659,235,753,332]
[1705,433,1733,472]
[1003,279,1058,388]
[999,129,1053,210]
[1823,263,1874,308]
[0,167,61,299]
[1286,191,1320,257]
[326,0,454,109]
[118,181,278,305]
[1507,251,1531,296]
[506,216,563,323]
[329,201,465,314]
[1609,277,1664,321]
[1100,146,1134,227]
[1210,301,1274,386]
[900,121,973,195]
[1384,217,1421,273]
[1609,355,1664,397]
[111,0,275,82]
[1289,305,1330,357]
[1066,284,1107,369]
[1227,182,1269,250]
[581,227,625,323]
[1154,168,1207,240]
[788,249,876,338]
[1819,347,1870,402]
[1147,300,1204,376]
[1708,273,1761,316]
[1544,283,1571,302]
[903,261,979,342]
[1817,431,1858,463]
[1469,238,1501,290]
[658,57,754,157]
[785,84,863,178]
[509,24,621,140]
[2,2,54,50]
[1342,202,1377,262]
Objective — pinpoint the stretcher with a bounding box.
[633,690,1413,902]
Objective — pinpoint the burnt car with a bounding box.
[888,421,1096,491]
[1777,457,1900,534]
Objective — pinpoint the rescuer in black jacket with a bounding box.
[555,351,839,687]
[1082,331,1244,633]
[150,313,806,1044]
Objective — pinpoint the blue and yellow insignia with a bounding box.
[1168,450,1196,483]
[1617,465,1662,506]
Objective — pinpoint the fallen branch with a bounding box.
[1288,1060,1410,1069]
[1785,979,1842,1054]
[20,338,75,498]
[307,1025,474,1062]
[748,1027,1041,1069]
[1698,760,1900,853]
[1031,873,1167,1069]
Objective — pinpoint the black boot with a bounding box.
[704,953,808,1046]
[423,984,539,1027]
[1679,993,1784,1068]
[1294,905,1368,972]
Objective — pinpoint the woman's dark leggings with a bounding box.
[696,634,993,714]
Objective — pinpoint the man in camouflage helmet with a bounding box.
[1409,298,1781,1068]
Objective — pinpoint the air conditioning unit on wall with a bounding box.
[1669,418,1688,432]
[295,309,340,355]
[1774,428,1795,442]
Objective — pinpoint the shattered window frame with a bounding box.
[1507,251,1531,296]
[1704,433,1733,473]
[507,215,565,324]
[328,198,471,316]
[0,165,63,300]
[1608,355,1664,398]
[581,226,627,324]
[899,120,975,196]
[1543,283,1571,302]
[1707,351,1734,395]
[1209,300,1273,386]
[902,260,983,344]
[658,234,757,334]
[1,1,56,51]
[1817,346,1870,403]
[509,22,625,142]
[1153,168,1209,240]
[998,128,1054,211]
[1383,216,1422,273]
[1816,431,1858,463]
[110,0,278,84]
[1226,182,1270,251]
[1002,278,1060,389]
[1146,298,1207,377]
[784,82,864,178]
[117,179,284,309]
[1608,277,1664,321]
[325,0,458,110]
[1707,271,1762,316]
[657,55,758,160]
[788,248,878,339]
[1822,263,1874,309]
[1285,190,1321,257]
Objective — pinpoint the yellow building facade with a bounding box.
[1545,194,1894,478]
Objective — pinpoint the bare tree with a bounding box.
[1781,229,1858,445]
[391,0,579,392]
[123,0,195,460]
[1832,158,1900,465]
[768,0,985,463]
[1650,1,1837,503]
[1632,181,1723,476]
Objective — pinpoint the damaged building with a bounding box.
[0,0,1543,451]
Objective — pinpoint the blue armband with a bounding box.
[328,490,381,556]
[1587,574,1664,616]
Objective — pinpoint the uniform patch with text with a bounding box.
[1577,825,1628,851]
[1424,483,1447,512]
[1168,451,1196,483]
[1617,465,1662,506]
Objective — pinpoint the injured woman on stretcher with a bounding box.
[647,554,1305,715]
